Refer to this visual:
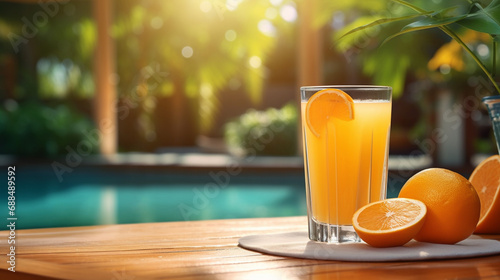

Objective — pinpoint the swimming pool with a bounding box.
[0,163,404,229]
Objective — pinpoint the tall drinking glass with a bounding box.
[483,96,500,154]
[301,85,392,243]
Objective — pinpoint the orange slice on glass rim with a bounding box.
[352,198,427,248]
[305,88,355,137]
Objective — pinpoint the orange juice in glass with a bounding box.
[301,86,392,243]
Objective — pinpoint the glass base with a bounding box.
[308,218,362,243]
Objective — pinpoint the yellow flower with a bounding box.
[428,30,490,72]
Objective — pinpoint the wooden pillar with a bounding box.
[93,0,117,155]
[297,0,323,88]
[297,0,323,154]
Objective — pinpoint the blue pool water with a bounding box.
[1,164,310,229]
[0,164,404,229]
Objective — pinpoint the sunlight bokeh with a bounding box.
[0,0,497,161]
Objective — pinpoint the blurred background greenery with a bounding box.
[0,0,498,163]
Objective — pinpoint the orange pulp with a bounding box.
[302,99,391,225]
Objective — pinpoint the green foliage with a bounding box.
[0,1,96,100]
[314,0,389,28]
[337,0,500,95]
[0,103,98,157]
[324,0,436,97]
[456,0,500,35]
[224,103,298,156]
[113,0,294,133]
[334,16,431,96]
[37,57,94,99]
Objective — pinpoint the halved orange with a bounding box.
[469,155,500,234]
[305,88,355,137]
[352,198,427,247]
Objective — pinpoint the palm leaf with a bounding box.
[390,0,428,13]
[337,13,431,41]
[457,0,500,34]
[336,0,500,94]
[381,6,468,45]
[440,25,500,94]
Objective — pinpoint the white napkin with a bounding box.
[238,231,500,262]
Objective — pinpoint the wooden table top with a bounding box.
[1,216,500,279]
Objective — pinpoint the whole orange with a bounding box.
[398,168,480,244]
